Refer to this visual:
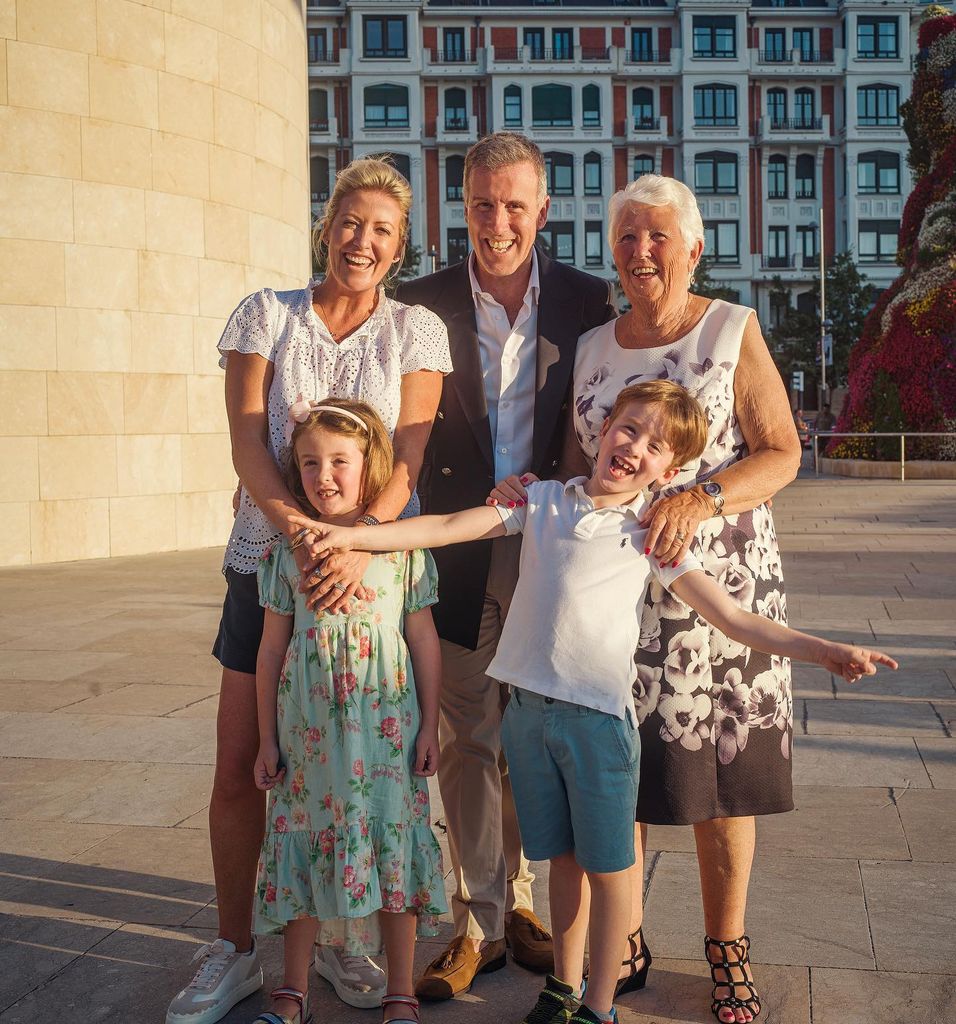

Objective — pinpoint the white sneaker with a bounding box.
[314,944,386,1009]
[166,937,263,1024]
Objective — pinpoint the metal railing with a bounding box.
[811,431,956,481]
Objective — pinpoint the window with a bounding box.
[857,84,899,126]
[585,221,603,266]
[767,88,786,126]
[447,228,469,266]
[553,28,573,60]
[634,155,654,177]
[631,28,653,61]
[857,17,898,58]
[704,221,739,263]
[797,225,817,264]
[632,87,655,129]
[309,90,329,131]
[584,152,602,195]
[582,84,601,127]
[795,154,815,197]
[858,151,900,194]
[310,155,329,204]
[364,84,409,128]
[504,85,522,126]
[380,152,411,181]
[764,29,785,61]
[858,220,899,263]
[363,15,407,58]
[767,226,789,267]
[693,16,736,58]
[793,29,813,60]
[794,88,815,127]
[444,88,467,130]
[767,155,787,198]
[525,27,545,60]
[694,85,737,126]
[695,152,737,194]
[443,27,466,62]
[539,222,575,262]
[545,152,573,197]
[308,29,328,63]
[532,84,572,127]
[445,155,464,201]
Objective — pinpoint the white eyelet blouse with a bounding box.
[218,281,452,573]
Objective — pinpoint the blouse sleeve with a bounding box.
[397,304,453,376]
[217,289,279,370]
[403,548,440,615]
[257,541,296,616]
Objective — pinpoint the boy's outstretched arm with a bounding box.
[288,505,507,556]
[669,571,898,682]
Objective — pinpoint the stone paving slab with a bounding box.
[810,968,956,1024]
[894,789,956,862]
[801,698,947,737]
[791,736,932,788]
[913,737,956,789]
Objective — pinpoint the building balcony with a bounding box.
[756,114,830,142]
[309,116,339,144]
[761,255,796,270]
[423,48,487,74]
[490,44,614,73]
[750,48,846,74]
[308,49,349,76]
[436,114,479,144]
[627,115,668,142]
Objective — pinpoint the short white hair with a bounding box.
[607,174,705,252]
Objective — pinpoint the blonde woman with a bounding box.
[166,158,451,1024]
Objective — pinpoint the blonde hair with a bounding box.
[463,131,547,203]
[286,399,394,512]
[608,381,708,469]
[312,156,413,272]
[606,174,705,252]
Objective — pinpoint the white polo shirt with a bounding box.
[469,250,538,482]
[486,478,702,720]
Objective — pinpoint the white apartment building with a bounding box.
[305,0,931,322]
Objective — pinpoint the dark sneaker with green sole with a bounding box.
[520,975,580,1024]
[569,1006,618,1024]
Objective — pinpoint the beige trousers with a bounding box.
[437,535,535,942]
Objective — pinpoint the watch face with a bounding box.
[704,481,722,496]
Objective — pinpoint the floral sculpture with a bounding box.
[834,7,956,460]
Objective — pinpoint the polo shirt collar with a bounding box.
[468,248,540,305]
[563,476,647,519]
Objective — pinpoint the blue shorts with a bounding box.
[212,568,264,676]
[501,689,640,874]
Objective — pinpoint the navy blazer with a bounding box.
[396,247,615,649]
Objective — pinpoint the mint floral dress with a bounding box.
[253,540,448,953]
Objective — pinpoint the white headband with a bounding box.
[288,399,368,432]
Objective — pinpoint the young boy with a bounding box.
[291,381,896,1024]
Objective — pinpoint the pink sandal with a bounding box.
[382,993,420,1023]
[252,986,312,1024]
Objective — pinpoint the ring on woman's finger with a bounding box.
[308,572,325,585]
[332,582,348,594]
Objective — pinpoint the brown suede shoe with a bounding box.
[505,908,555,973]
[414,935,507,1001]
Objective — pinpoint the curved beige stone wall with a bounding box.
[0,0,310,565]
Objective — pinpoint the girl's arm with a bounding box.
[669,571,898,681]
[254,609,294,790]
[289,504,508,556]
[404,606,442,777]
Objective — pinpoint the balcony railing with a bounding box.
[800,254,819,268]
[443,117,469,131]
[798,50,834,63]
[581,47,611,61]
[632,116,662,131]
[761,255,796,269]
[428,49,476,64]
[529,49,574,61]
[767,189,787,199]
[308,50,340,65]
[309,120,330,132]
[858,116,901,127]
[758,50,789,63]
[770,117,823,130]
[857,50,899,59]
[795,185,816,198]
[624,49,668,64]
[494,47,521,61]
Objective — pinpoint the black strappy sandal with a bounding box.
[704,935,761,1022]
[582,926,652,997]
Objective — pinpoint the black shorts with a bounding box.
[211,568,265,676]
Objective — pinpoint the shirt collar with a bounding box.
[563,476,647,519]
[468,248,540,306]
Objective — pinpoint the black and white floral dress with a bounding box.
[573,300,793,824]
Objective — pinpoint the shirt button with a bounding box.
[499,447,508,454]
[501,400,511,409]
[544,697,554,704]
[441,467,452,476]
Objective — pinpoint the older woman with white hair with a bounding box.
[493,174,801,1023]
[577,175,800,1023]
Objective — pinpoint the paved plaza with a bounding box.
[1,473,955,1023]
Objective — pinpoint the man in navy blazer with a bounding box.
[397,133,614,1000]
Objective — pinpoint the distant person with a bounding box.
[815,404,835,432]
[291,380,896,1024]
[251,400,447,1024]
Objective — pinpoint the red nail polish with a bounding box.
[672,560,679,568]
[644,548,651,555]
[508,501,515,508]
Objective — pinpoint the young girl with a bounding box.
[251,399,447,1024]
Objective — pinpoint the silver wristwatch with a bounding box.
[701,480,724,515]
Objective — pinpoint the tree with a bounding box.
[690,256,739,302]
[765,276,817,387]
[824,251,872,385]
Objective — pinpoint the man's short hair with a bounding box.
[463,132,547,203]
[608,380,709,469]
